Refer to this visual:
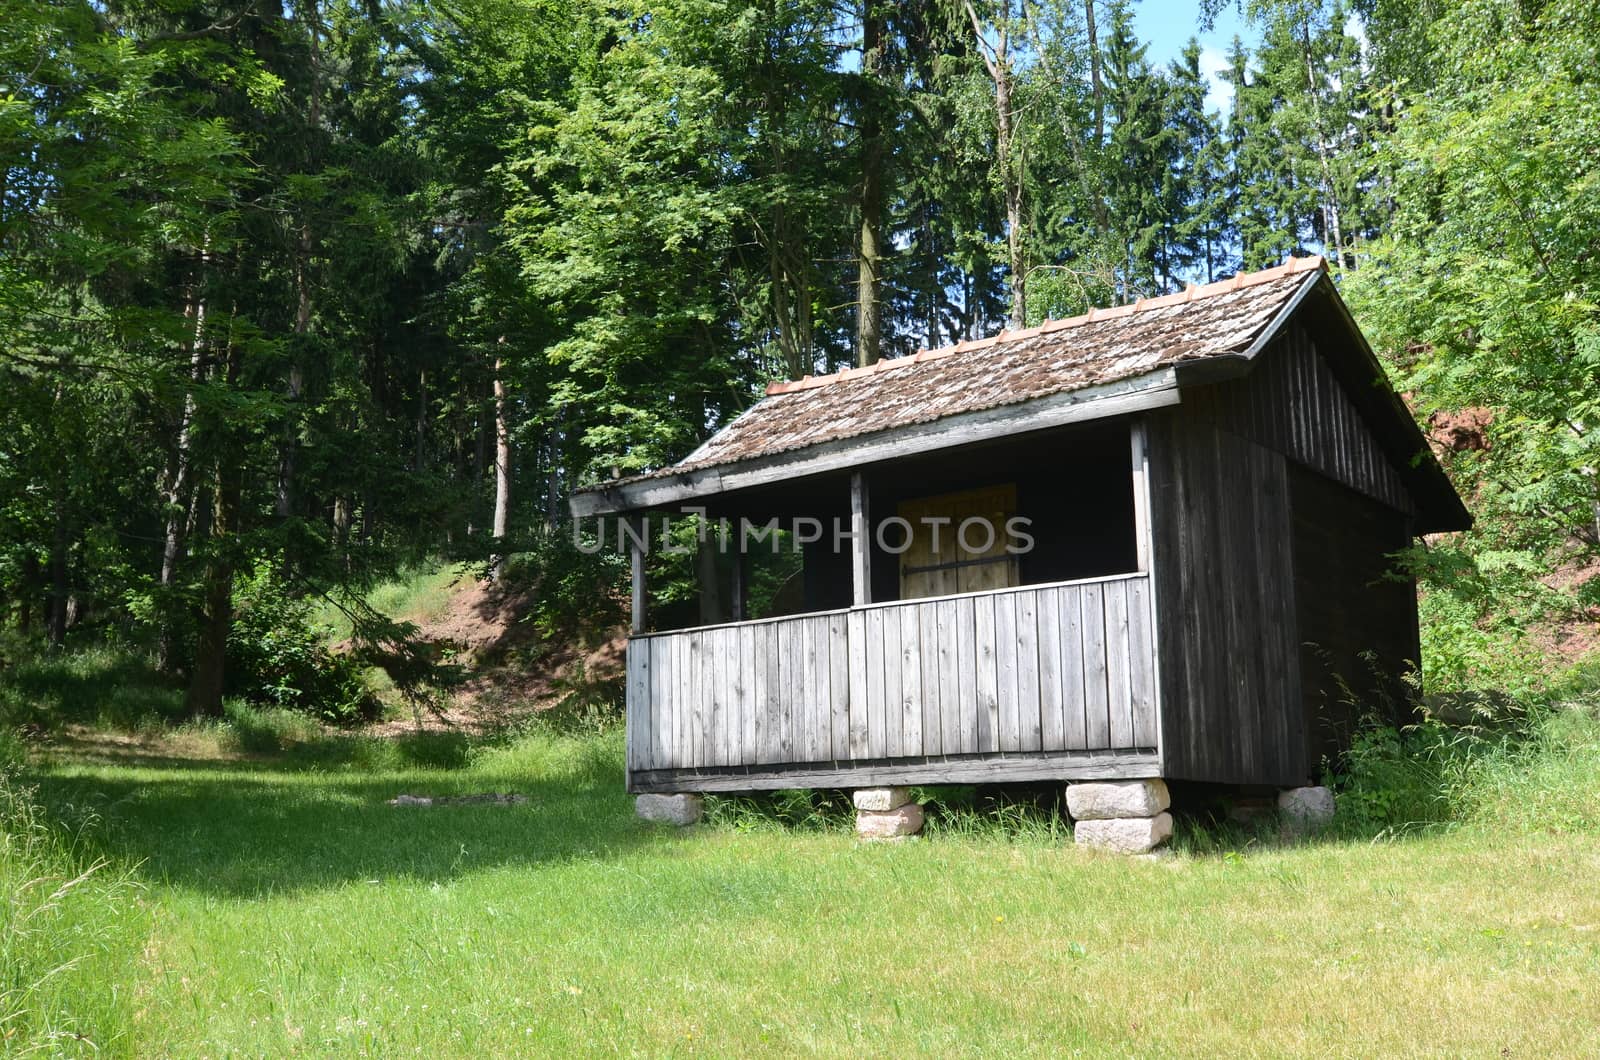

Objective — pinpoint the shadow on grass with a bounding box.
[25,736,654,899]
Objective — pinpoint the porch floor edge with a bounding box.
[628,749,1160,794]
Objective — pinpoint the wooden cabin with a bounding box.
[571,257,1471,803]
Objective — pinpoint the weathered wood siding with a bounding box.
[1290,465,1419,773]
[1189,326,1414,514]
[625,573,1158,789]
[1147,412,1305,786]
[1147,326,1423,785]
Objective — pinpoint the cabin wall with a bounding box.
[1150,326,1424,786]
[1289,466,1419,773]
[1147,412,1305,786]
[1191,325,1415,514]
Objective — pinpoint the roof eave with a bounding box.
[569,366,1183,517]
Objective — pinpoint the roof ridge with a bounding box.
[766,255,1325,396]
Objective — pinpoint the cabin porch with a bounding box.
[624,571,1160,794]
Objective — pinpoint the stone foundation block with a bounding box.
[1066,779,1171,821]
[1074,812,1173,854]
[852,786,913,812]
[1277,786,1335,834]
[636,793,704,826]
[856,802,924,839]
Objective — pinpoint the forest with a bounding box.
[3,0,1598,712]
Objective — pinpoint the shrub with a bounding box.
[227,569,377,724]
[1326,690,1600,837]
[499,530,626,646]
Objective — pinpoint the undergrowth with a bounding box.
[0,775,142,1056]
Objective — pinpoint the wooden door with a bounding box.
[897,484,1020,600]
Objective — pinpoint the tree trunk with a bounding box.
[46,489,68,648]
[159,252,210,672]
[186,334,243,719]
[1086,0,1104,146]
[185,464,240,717]
[491,345,511,576]
[18,553,38,633]
[855,0,885,368]
[278,2,321,520]
[965,1,1025,329]
[1302,25,1345,267]
[997,64,1025,329]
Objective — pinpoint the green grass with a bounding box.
[7,716,1600,1057]
[1,776,144,1054]
[311,563,469,643]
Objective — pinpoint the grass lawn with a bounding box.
[15,729,1600,1058]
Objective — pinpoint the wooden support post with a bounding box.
[851,471,871,606]
[628,515,647,634]
[731,547,747,623]
[1130,421,1151,573]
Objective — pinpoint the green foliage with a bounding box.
[501,530,627,646]
[1327,687,1600,837]
[226,570,377,724]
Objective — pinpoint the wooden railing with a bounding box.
[624,572,1158,775]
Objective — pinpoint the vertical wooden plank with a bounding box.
[705,628,722,767]
[1128,577,1158,747]
[629,523,646,634]
[685,631,702,769]
[882,607,903,758]
[974,594,999,753]
[737,625,754,765]
[1130,423,1151,573]
[796,620,812,762]
[645,639,661,770]
[801,618,821,762]
[1081,582,1111,750]
[796,617,813,763]
[851,472,871,606]
[721,627,737,767]
[995,592,1020,752]
[762,623,781,764]
[1105,580,1134,748]
[865,607,886,759]
[706,629,723,767]
[672,634,687,769]
[1015,589,1042,752]
[1037,587,1064,751]
[747,626,763,765]
[1059,585,1087,750]
[624,641,642,773]
[847,609,869,758]
[813,616,833,762]
[937,599,959,757]
[956,595,979,754]
[828,613,849,760]
[899,605,922,755]
[919,604,941,756]
[778,620,799,763]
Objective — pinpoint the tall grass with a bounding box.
[0,775,143,1056]
[0,643,184,733]
[1328,700,1600,837]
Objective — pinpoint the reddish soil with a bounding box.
[375,574,627,735]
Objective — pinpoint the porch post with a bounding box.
[731,547,747,622]
[850,471,871,606]
[1130,420,1151,573]
[628,514,647,634]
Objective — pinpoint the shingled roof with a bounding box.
[570,254,1466,528]
[677,255,1326,473]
